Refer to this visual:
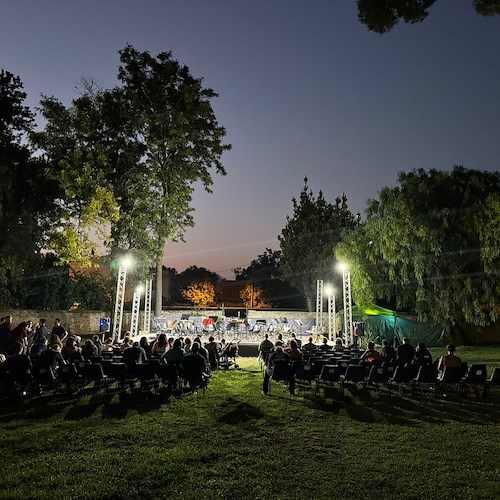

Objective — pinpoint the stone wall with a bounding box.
[0,308,331,336]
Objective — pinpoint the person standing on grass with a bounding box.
[34,319,49,344]
[284,339,303,361]
[51,319,68,344]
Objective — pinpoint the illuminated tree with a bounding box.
[181,281,216,308]
[239,283,271,309]
[34,45,230,312]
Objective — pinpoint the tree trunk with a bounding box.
[155,256,163,316]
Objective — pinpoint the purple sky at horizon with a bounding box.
[2,1,499,279]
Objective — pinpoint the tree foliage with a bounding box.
[357,0,500,33]
[279,178,360,311]
[336,166,500,334]
[0,70,60,306]
[181,281,216,309]
[239,283,271,309]
[34,45,230,281]
[234,248,306,309]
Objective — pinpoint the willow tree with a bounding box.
[336,166,500,340]
[35,45,230,313]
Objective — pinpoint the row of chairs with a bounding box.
[293,359,500,398]
[2,355,209,398]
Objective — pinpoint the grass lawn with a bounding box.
[0,346,499,499]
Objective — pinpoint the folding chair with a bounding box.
[460,364,487,398]
[317,364,341,396]
[366,365,389,393]
[268,360,292,395]
[411,364,438,398]
[82,363,108,390]
[340,365,367,396]
[388,365,413,395]
[134,363,159,393]
[486,367,500,396]
[437,366,464,396]
[33,365,57,393]
[294,362,316,393]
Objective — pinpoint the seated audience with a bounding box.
[62,337,82,363]
[437,344,462,377]
[120,336,133,353]
[302,337,316,353]
[181,342,209,391]
[396,337,415,366]
[289,332,302,349]
[274,333,284,348]
[3,341,33,393]
[81,339,98,361]
[413,342,432,367]
[380,339,396,363]
[139,336,152,358]
[360,341,381,363]
[184,337,192,353]
[318,337,330,352]
[103,337,115,352]
[194,336,209,363]
[333,337,345,351]
[152,333,168,354]
[122,341,147,368]
[91,335,103,356]
[30,338,48,359]
[161,338,185,366]
[38,344,66,374]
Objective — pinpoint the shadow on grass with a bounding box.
[297,385,500,426]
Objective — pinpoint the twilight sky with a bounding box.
[1,1,499,279]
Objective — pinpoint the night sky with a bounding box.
[1,1,499,278]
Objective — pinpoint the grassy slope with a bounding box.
[0,347,499,500]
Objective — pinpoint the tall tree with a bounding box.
[0,70,59,306]
[336,166,500,339]
[279,178,360,311]
[115,46,230,315]
[34,46,230,314]
[357,0,499,33]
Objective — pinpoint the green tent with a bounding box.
[344,304,444,347]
